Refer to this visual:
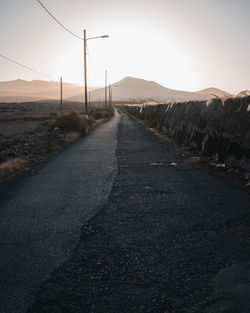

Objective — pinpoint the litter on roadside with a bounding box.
[149,162,164,167]
[215,163,226,168]
[184,157,201,164]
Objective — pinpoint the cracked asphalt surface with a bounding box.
[1,110,250,313]
[0,111,120,313]
[27,111,250,313]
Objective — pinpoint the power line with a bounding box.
[36,0,83,40]
[0,54,56,80]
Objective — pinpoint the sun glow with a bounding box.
[1,0,249,93]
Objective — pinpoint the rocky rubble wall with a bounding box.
[122,97,250,171]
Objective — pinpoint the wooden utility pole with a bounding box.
[60,76,63,116]
[105,70,107,109]
[108,85,111,107]
[84,29,88,116]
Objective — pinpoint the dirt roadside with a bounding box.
[0,108,114,182]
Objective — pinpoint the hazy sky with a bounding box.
[0,0,249,93]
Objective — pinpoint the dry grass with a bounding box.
[0,158,28,181]
[64,132,80,143]
[143,119,157,128]
[90,108,114,120]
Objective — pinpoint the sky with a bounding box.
[0,0,249,94]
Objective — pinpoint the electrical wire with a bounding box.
[0,54,56,80]
[36,0,83,40]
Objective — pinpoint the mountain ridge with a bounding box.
[0,77,240,103]
[69,76,209,103]
[0,79,98,102]
[197,87,233,99]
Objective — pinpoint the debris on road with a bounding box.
[184,156,201,164]
[170,162,177,166]
[148,161,164,167]
[216,163,226,168]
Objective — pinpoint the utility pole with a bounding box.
[89,91,91,111]
[82,31,108,113]
[83,29,88,116]
[60,76,63,116]
[109,85,111,107]
[105,70,107,109]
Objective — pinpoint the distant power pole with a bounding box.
[83,29,88,116]
[60,76,63,116]
[105,70,107,109]
[109,85,111,107]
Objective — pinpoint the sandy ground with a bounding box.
[0,120,40,136]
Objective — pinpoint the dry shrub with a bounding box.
[49,144,61,151]
[90,108,114,120]
[64,132,80,143]
[0,158,28,181]
[52,112,88,135]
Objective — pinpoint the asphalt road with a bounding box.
[29,111,250,313]
[0,110,120,313]
[1,110,250,313]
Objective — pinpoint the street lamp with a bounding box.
[83,29,109,117]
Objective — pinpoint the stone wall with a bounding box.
[122,97,250,171]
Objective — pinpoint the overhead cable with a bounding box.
[36,0,83,40]
[0,54,56,80]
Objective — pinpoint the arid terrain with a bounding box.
[0,101,113,182]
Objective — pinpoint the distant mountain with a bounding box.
[0,79,98,103]
[197,87,233,99]
[236,90,250,98]
[69,77,208,103]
